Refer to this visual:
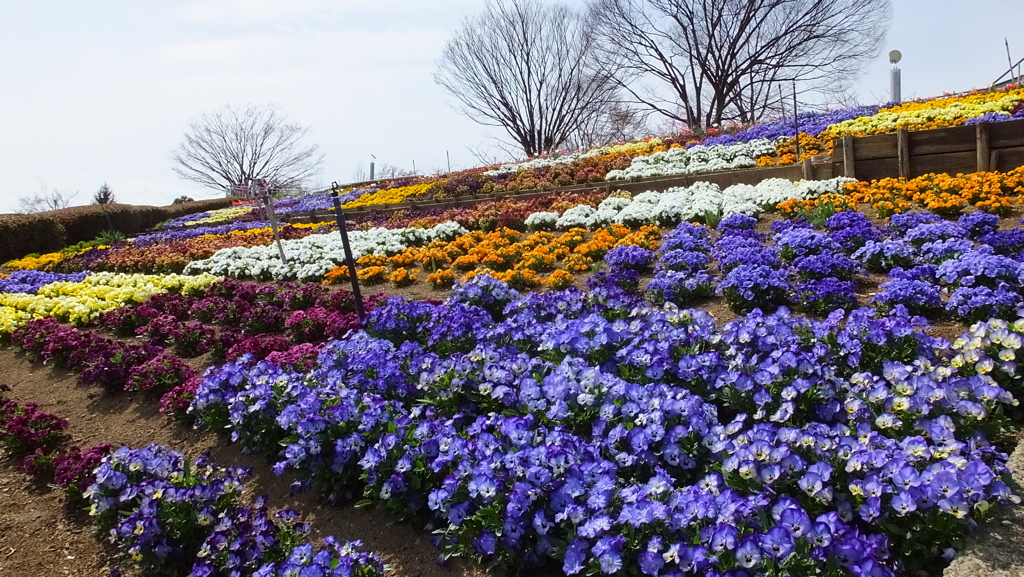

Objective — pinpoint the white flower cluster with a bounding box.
[605,139,777,181]
[184,221,469,281]
[552,177,854,229]
[524,211,559,231]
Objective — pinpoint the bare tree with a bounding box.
[352,162,369,182]
[172,103,325,194]
[435,0,621,157]
[564,101,652,151]
[587,0,892,128]
[17,183,79,213]
[93,182,116,205]
[374,163,417,179]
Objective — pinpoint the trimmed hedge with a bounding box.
[0,198,232,263]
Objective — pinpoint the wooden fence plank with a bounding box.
[843,135,857,178]
[977,122,991,172]
[908,124,978,156]
[851,133,898,160]
[897,129,911,178]
[989,119,1024,149]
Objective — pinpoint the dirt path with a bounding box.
[943,435,1024,577]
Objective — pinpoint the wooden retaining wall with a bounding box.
[834,120,1024,180]
[285,119,1024,224]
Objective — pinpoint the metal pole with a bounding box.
[891,67,902,104]
[261,184,289,267]
[792,82,800,160]
[330,183,366,321]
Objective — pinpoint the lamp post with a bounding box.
[889,50,903,104]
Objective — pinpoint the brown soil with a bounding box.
[0,346,489,577]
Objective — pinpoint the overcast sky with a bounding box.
[0,0,1021,213]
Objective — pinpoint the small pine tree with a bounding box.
[93,182,116,205]
[172,195,195,205]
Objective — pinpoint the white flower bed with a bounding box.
[605,139,776,181]
[184,221,468,281]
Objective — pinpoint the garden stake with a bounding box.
[331,183,366,321]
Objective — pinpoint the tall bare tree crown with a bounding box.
[587,0,893,128]
[435,0,632,158]
[172,103,325,194]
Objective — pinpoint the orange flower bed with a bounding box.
[323,225,664,290]
[777,168,1024,218]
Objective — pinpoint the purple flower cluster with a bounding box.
[87,444,385,577]
[796,277,858,314]
[0,386,69,461]
[872,279,943,316]
[853,240,918,273]
[0,270,90,294]
[904,221,970,247]
[887,212,943,235]
[825,211,884,250]
[959,211,1000,239]
[775,228,841,261]
[187,281,1021,576]
[647,224,716,306]
[604,245,656,272]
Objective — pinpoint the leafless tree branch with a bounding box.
[17,182,79,213]
[435,0,623,157]
[588,0,892,128]
[172,103,325,194]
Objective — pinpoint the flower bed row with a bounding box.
[779,168,1024,218]
[587,208,1024,323]
[4,280,384,415]
[156,185,372,230]
[177,275,1021,576]
[324,224,660,290]
[0,386,385,577]
[0,272,221,333]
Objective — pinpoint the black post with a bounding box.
[792,82,800,161]
[330,183,366,321]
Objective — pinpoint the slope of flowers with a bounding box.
[183,275,1021,577]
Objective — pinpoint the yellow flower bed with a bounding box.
[0,272,221,331]
[184,206,254,226]
[342,182,443,209]
[5,251,67,271]
[823,89,1024,138]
